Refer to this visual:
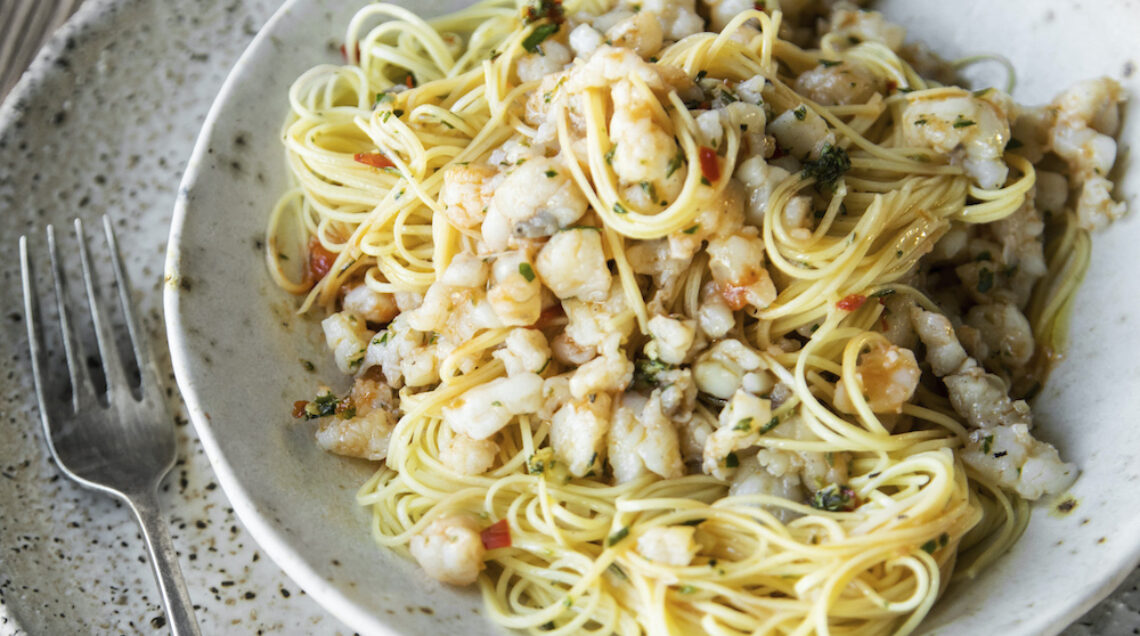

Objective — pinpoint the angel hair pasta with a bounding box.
[267,0,1126,633]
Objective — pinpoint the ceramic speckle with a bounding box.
[0,0,353,634]
[2,0,1140,635]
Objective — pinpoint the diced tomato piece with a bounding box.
[307,236,336,282]
[292,400,309,418]
[481,519,511,550]
[698,146,720,183]
[353,152,395,169]
[837,294,867,311]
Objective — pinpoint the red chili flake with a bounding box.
[698,146,720,183]
[886,79,898,94]
[404,73,416,88]
[292,401,309,418]
[480,519,512,550]
[837,294,867,311]
[307,236,336,283]
[770,143,787,160]
[339,43,362,63]
[353,152,395,169]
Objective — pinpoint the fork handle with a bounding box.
[126,487,203,636]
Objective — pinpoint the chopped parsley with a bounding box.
[810,484,857,512]
[639,181,657,201]
[522,23,560,54]
[725,452,739,468]
[802,143,851,192]
[544,169,558,178]
[613,202,629,215]
[793,105,807,120]
[605,145,616,165]
[977,267,994,293]
[952,116,976,129]
[869,288,896,299]
[914,118,928,126]
[758,415,780,434]
[634,357,673,387]
[518,262,536,282]
[818,59,841,68]
[666,150,685,177]
[304,391,339,419]
[678,585,696,594]
[733,417,753,432]
[921,539,938,554]
[682,224,700,234]
[607,526,630,546]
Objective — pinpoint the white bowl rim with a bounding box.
[163,0,398,633]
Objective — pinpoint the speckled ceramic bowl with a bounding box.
[164,1,1140,634]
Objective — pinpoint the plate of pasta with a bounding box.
[165,0,1140,634]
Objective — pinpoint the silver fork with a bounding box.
[19,217,202,636]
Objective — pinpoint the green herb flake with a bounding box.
[977,267,994,293]
[810,484,857,512]
[972,87,992,97]
[695,70,708,81]
[607,527,630,546]
[869,288,896,299]
[491,400,504,407]
[678,585,696,594]
[537,357,551,374]
[303,391,339,419]
[518,262,537,282]
[682,224,700,234]
[605,145,616,165]
[523,23,560,53]
[666,150,685,177]
[982,434,994,455]
[939,532,949,547]
[802,143,851,192]
[613,202,629,215]
[733,417,753,432]
[639,181,657,200]
[793,105,807,121]
[759,415,780,434]
[634,358,673,387]
[680,518,705,526]
[914,118,928,126]
[921,539,938,554]
[300,359,315,372]
[953,117,976,129]
[544,169,558,178]
[725,452,739,468]
[819,59,841,68]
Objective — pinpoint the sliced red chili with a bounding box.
[698,146,720,183]
[353,152,395,169]
[480,519,512,550]
[292,400,309,419]
[339,43,362,63]
[837,294,867,311]
[307,236,336,283]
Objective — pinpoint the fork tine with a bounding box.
[102,215,161,400]
[47,224,96,409]
[20,235,53,427]
[75,218,132,402]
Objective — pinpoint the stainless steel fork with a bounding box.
[19,217,202,636]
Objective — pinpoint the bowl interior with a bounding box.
[165,1,1140,634]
